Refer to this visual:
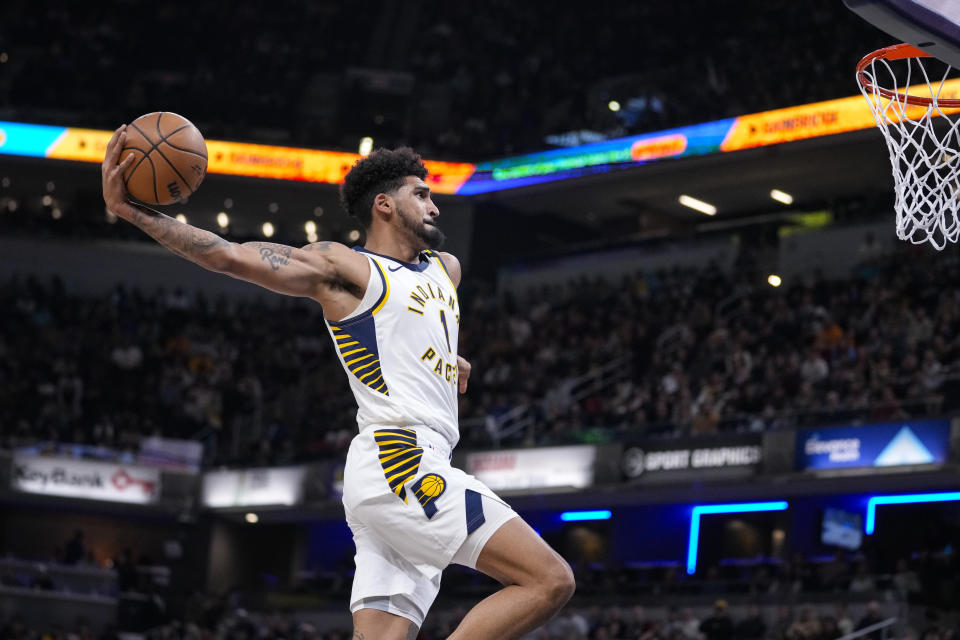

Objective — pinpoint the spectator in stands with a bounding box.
[856,601,886,640]
[734,605,766,640]
[819,616,841,640]
[770,605,795,640]
[699,600,734,640]
[893,558,923,600]
[786,606,822,640]
[849,562,878,593]
[677,608,701,640]
[62,529,86,565]
[834,603,854,636]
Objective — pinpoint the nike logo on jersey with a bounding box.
[388,265,403,272]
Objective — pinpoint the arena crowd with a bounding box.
[2,241,957,462]
[0,1,889,160]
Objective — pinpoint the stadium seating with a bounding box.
[0,0,889,160]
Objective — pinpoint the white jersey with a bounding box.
[325,248,461,447]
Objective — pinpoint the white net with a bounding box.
[857,47,960,250]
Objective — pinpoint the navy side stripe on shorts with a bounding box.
[465,489,485,534]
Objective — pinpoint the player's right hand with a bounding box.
[101,125,137,219]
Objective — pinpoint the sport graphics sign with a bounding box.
[12,456,160,504]
[797,420,951,471]
[621,436,762,480]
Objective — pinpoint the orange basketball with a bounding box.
[120,112,207,205]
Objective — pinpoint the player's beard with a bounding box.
[399,205,445,250]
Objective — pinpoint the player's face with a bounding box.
[395,176,444,250]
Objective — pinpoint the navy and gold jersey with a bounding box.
[325,248,461,447]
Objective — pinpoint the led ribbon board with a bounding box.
[3,77,959,194]
[687,501,789,575]
[0,121,475,196]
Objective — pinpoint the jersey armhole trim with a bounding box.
[370,259,390,315]
[327,256,389,327]
[426,250,458,291]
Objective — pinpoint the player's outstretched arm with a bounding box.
[101,125,368,302]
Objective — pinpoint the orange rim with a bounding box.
[857,43,960,108]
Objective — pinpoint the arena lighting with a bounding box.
[306,231,319,243]
[608,100,621,112]
[865,492,960,535]
[304,220,317,235]
[560,510,612,522]
[359,136,374,156]
[678,195,717,216]
[216,212,229,228]
[261,222,275,238]
[767,274,783,287]
[41,194,52,206]
[770,189,794,205]
[244,513,259,524]
[687,501,788,575]
[347,229,360,242]
[175,213,188,224]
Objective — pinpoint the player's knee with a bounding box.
[540,559,576,609]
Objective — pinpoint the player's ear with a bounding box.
[373,192,393,217]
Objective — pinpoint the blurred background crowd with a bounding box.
[2,242,958,464]
[0,1,889,160]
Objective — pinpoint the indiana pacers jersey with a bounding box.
[325,247,461,447]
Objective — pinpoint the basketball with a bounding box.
[120,112,207,206]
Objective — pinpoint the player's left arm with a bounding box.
[437,251,462,288]
[437,252,469,391]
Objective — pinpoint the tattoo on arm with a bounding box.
[352,632,365,640]
[127,203,230,267]
[244,242,292,271]
[302,241,334,251]
[407,623,420,640]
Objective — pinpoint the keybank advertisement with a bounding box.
[797,420,951,471]
[12,456,160,504]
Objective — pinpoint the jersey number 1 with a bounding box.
[439,310,451,353]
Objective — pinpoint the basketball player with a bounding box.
[101,126,575,640]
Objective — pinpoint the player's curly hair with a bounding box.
[340,147,428,228]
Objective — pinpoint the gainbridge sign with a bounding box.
[11,456,160,504]
[796,419,952,471]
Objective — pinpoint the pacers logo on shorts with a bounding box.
[411,473,446,519]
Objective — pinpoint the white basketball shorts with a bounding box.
[342,425,517,628]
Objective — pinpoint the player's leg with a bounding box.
[347,515,438,640]
[447,517,575,640]
[352,608,419,640]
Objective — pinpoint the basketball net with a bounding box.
[857,44,960,250]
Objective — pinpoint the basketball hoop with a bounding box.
[857,43,960,250]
